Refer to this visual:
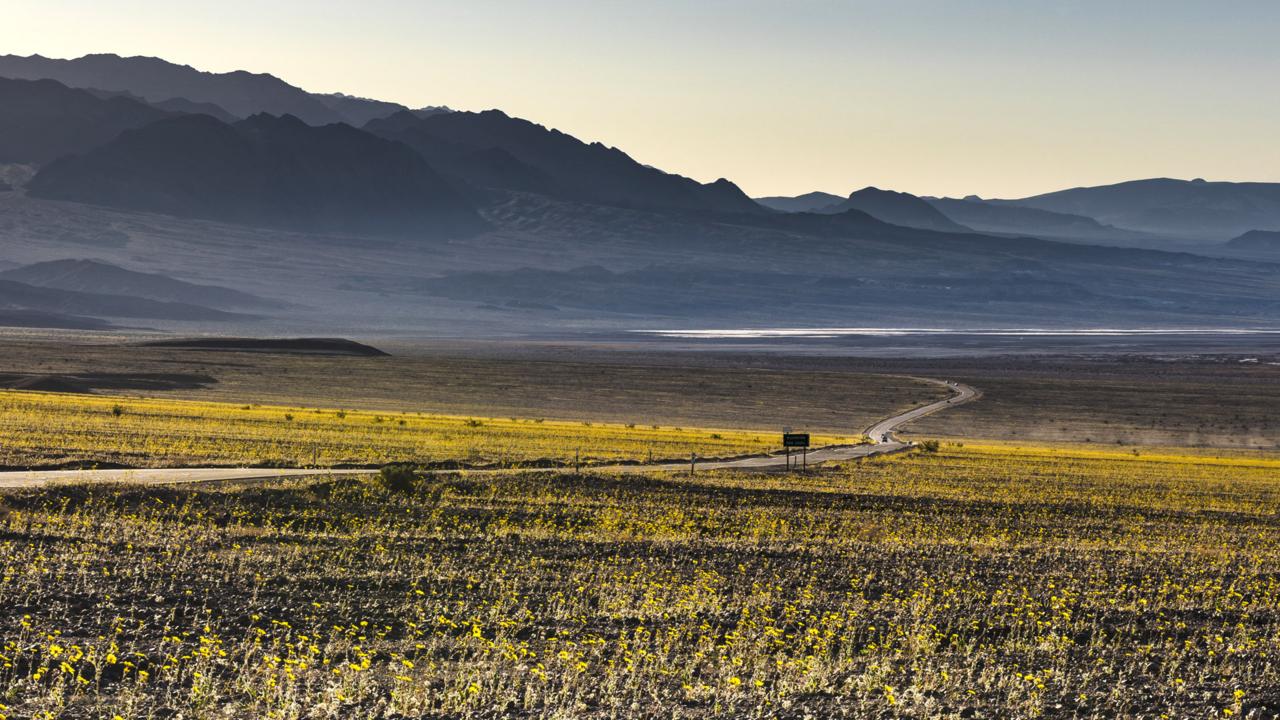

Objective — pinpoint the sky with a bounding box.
[5,0,1279,199]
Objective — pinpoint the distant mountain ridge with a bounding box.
[823,187,971,232]
[754,187,971,233]
[1003,178,1280,241]
[755,191,845,213]
[0,77,169,164]
[924,196,1151,243]
[82,87,238,123]
[0,53,342,124]
[755,181,1280,248]
[315,93,451,127]
[0,259,279,310]
[0,277,246,321]
[365,110,764,215]
[0,53,441,127]
[0,309,113,330]
[1227,230,1280,253]
[28,113,484,238]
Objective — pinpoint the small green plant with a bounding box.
[918,439,941,453]
[111,404,125,418]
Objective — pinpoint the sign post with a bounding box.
[782,432,810,471]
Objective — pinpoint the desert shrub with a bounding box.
[918,439,941,453]
[377,464,419,494]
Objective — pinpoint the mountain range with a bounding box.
[821,188,970,233]
[0,77,168,164]
[1228,230,1280,254]
[0,259,279,309]
[0,258,278,328]
[28,112,483,237]
[0,276,247,322]
[0,53,450,126]
[755,191,845,214]
[1007,178,1280,241]
[364,110,763,215]
[761,180,1280,246]
[0,52,1278,333]
[755,186,1131,241]
[921,196,1144,243]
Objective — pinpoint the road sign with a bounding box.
[782,433,810,448]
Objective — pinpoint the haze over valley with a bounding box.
[0,52,1278,338]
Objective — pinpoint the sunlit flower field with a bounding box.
[2,444,1278,718]
[0,390,854,469]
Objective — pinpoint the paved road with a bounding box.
[613,379,979,473]
[0,380,978,489]
[867,379,980,444]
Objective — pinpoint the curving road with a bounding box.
[627,379,979,473]
[0,379,978,489]
[866,379,980,444]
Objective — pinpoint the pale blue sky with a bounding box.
[5,1,1279,198]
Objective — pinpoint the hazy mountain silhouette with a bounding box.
[313,94,450,127]
[1004,178,1280,241]
[925,196,1150,243]
[821,187,971,232]
[1227,230,1280,253]
[365,110,764,215]
[1,259,280,310]
[0,53,450,127]
[9,171,1280,329]
[83,87,238,123]
[28,113,484,237]
[754,191,845,213]
[0,77,169,164]
[142,337,390,356]
[0,54,350,124]
[313,93,411,127]
[0,278,247,321]
[0,309,113,330]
